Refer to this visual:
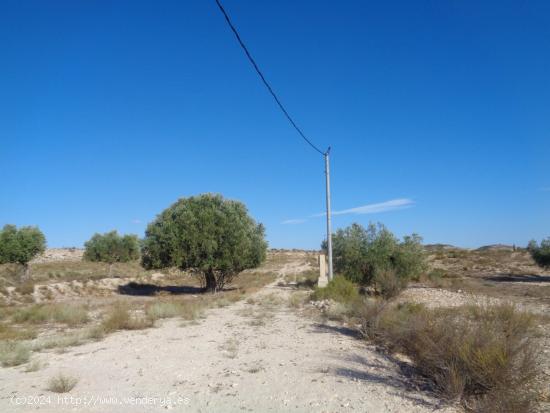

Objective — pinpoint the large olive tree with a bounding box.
[141,194,267,292]
[0,224,46,278]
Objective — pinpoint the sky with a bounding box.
[1,0,549,249]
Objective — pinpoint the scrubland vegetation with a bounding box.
[309,223,547,412]
[325,222,426,298]
[84,231,140,267]
[0,199,548,412]
[528,238,550,269]
[0,194,272,381]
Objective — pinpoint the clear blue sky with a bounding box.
[1,0,549,249]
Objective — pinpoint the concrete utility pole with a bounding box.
[324,148,334,281]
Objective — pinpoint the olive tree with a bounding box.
[141,194,267,292]
[84,231,140,274]
[323,222,426,294]
[527,238,550,269]
[0,224,46,278]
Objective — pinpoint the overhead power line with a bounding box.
[213,0,335,281]
[214,0,326,156]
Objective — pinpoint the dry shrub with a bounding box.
[46,373,78,393]
[146,301,182,320]
[0,323,37,341]
[0,340,31,366]
[373,269,407,300]
[179,301,204,320]
[101,302,152,332]
[24,359,44,372]
[288,292,308,308]
[257,293,283,308]
[359,301,540,412]
[325,302,355,321]
[32,324,106,352]
[146,300,204,321]
[12,303,89,327]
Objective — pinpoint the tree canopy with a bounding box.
[527,238,550,269]
[324,222,426,286]
[141,193,267,292]
[0,224,46,266]
[83,231,140,264]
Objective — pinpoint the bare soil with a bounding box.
[0,251,455,413]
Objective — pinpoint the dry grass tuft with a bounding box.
[288,292,309,309]
[24,359,45,372]
[245,362,264,373]
[257,293,283,309]
[46,373,78,393]
[0,323,37,341]
[101,302,153,333]
[146,300,204,321]
[12,303,89,327]
[0,341,31,367]
[146,301,182,320]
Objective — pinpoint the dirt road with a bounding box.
[0,255,454,413]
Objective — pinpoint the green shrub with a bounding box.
[0,225,46,278]
[324,223,426,289]
[84,231,140,266]
[141,193,267,292]
[358,301,540,412]
[527,238,550,269]
[312,276,359,304]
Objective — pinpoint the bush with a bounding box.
[84,231,140,265]
[100,302,153,332]
[527,238,550,269]
[0,341,31,367]
[373,269,407,299]
[46,373,78,393]
[358,301,540,412]
[0,225,46,276]
[312,276,359,304]
[324,223,426,289]
[141,194,267,292]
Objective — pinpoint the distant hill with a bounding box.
[424,244,463,251]
[475,244,516,252]
[30,248,84,264]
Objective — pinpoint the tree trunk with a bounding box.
[205,269,217,293]
[22,263,30,281]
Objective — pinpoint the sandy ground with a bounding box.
[0,259,455,413]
